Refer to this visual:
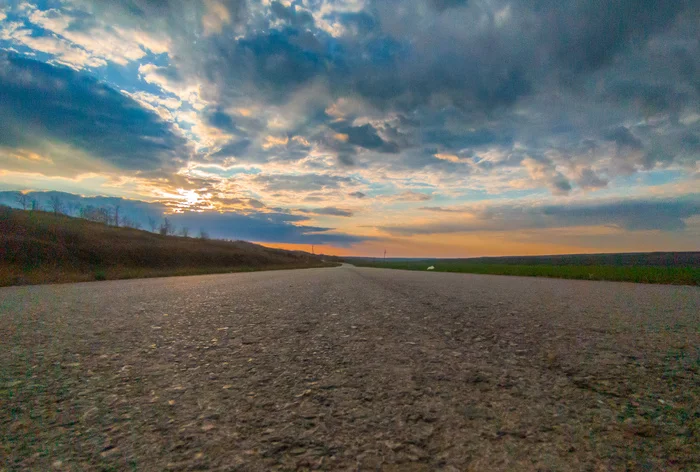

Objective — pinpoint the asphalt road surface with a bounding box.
[1,265,699,471]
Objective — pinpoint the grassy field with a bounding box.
[351,258,700,285]
[0,207,338,286]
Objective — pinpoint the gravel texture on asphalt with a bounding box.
[1,265,699,471]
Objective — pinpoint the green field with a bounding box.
[352,260,700,285]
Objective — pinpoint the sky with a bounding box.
[0,0,698,257]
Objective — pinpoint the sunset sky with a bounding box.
[1,0,698,257]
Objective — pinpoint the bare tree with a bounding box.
[121,216,142,229]
[98,207,111,224]
[159,218,175,236]
[179,226,190,238]
[80,205,111,224]
[113,205,121,227]
[198,228,209,240]
[16,193,30,210]
[49,195,63,215]
[80,205,95,221]
[147,216,158,233]
[67,202,81,216]
[31,199,40,211]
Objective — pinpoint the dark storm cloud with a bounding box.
[641,128,700,170]
[604,127,643,150]
[0,52,189,171]
[336,11,378,36]
[336,153,356,167]
[535,0,691,73]
[205,110,239,133]
[423,128,511,150]
[551,176,573,195]
[604,81,688,118]
[380,196,700,235]
[427,0,469,12]
[269,1,315,28]
[205,27,338,104]
[330,122,400,153]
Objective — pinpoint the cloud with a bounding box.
[0,3,171,72]
[211,139,252,158]
[0,52,189,172]
[1,21,108,69]
[604,126,643,150]
[348,191,367,199]
[427,0,469,12]
[576,168,608,190]
[297,206,354,217]
[518,157,571,195]
[329,122,400,153]
[204,27,333,104]
[539,0,690,73]
[137,63,205,109]
[205,109,238,133]
[386,191,433,202]
[72,0,248,42]
[24,4,169,65]
[419,206,463,213]
[380,196,700,235]
[202,0,235,36]
[270,1,315,28]
[5,0,696,192]
[251,174,354,192]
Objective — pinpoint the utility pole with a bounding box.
[311,245,315,255]
[383,249,387,261]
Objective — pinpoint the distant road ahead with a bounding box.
[2,266,698,470]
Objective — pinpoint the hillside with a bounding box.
[0,207,337,286]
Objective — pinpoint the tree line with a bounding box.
[14,193,210,239]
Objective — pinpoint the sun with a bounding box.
[178,189,200,207]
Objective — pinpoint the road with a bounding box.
[1,265,699,471]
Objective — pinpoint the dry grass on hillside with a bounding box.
[0,207,336,286]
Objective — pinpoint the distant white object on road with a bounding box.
[427,266,435,270]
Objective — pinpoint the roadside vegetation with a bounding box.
[0,207,338,287]
[351,256,700,286]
